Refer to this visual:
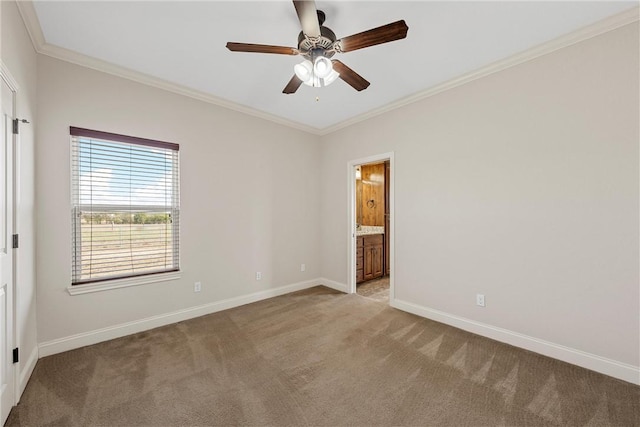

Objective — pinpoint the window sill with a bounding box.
[67,271,181,295]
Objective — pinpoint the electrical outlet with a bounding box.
[476,294,485,307]
[300,264,306,272]
[194,282,201,293]
[256,272,262,280]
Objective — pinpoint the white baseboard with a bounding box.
[318,277,348,293]
[391,298,640,385]
[38,281,637,385]
[18,345,38,400]
[39,279,321,357]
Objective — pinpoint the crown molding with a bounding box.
[319,6,640,135]
[39,43,323,135]
[15,1,45,51]
[14,1,323,136]
[15,1,639,137]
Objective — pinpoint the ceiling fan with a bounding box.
[226,1,408,94]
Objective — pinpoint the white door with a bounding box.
[0,75,16,425]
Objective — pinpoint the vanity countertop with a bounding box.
[356,226,384,236]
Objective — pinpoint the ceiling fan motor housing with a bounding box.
[297,23,337,59]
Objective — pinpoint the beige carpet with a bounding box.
[7,286,640,426]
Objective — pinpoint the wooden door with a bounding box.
[363,246,374,281]
[361,163,385,226]
[372,244,383,278]
[356,238,364,283]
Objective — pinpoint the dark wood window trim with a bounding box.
[70,127,179,151]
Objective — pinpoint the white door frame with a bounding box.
[347,152,394,301]
[1,61,19,421]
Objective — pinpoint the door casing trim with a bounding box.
[347,152,395,301]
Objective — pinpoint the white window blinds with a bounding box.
[71,127,180,285]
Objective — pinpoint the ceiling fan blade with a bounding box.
[332,60,370,91]
[226,42,298,55]
[283,75,304,94]
[338,20,408,53]
[293,1,321,38]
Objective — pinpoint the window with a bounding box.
[71,127,179,285]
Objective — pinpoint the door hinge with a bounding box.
[12,234,18,249]
[12,118,30,135]
[12,347,19,364]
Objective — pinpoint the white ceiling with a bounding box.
[31,1,637,132]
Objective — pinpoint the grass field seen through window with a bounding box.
[78,222,175,281]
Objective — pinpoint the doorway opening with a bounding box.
[348,153,394,304]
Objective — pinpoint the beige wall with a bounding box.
[36,55,321,344]
[19,6,640,384]
[1,0,39,395]
[320,23,639,369]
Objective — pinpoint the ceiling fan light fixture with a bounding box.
[323,69,340,86]
[303,75,321,87]
[313,56,333,79]
[301,69,339,88]
[294,60,313,82]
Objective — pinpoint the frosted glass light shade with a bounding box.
[313,56,333,79]
[296,58,339,88]
[294,60,313,82]
[303,75,321,87]
[323,69,340,86]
